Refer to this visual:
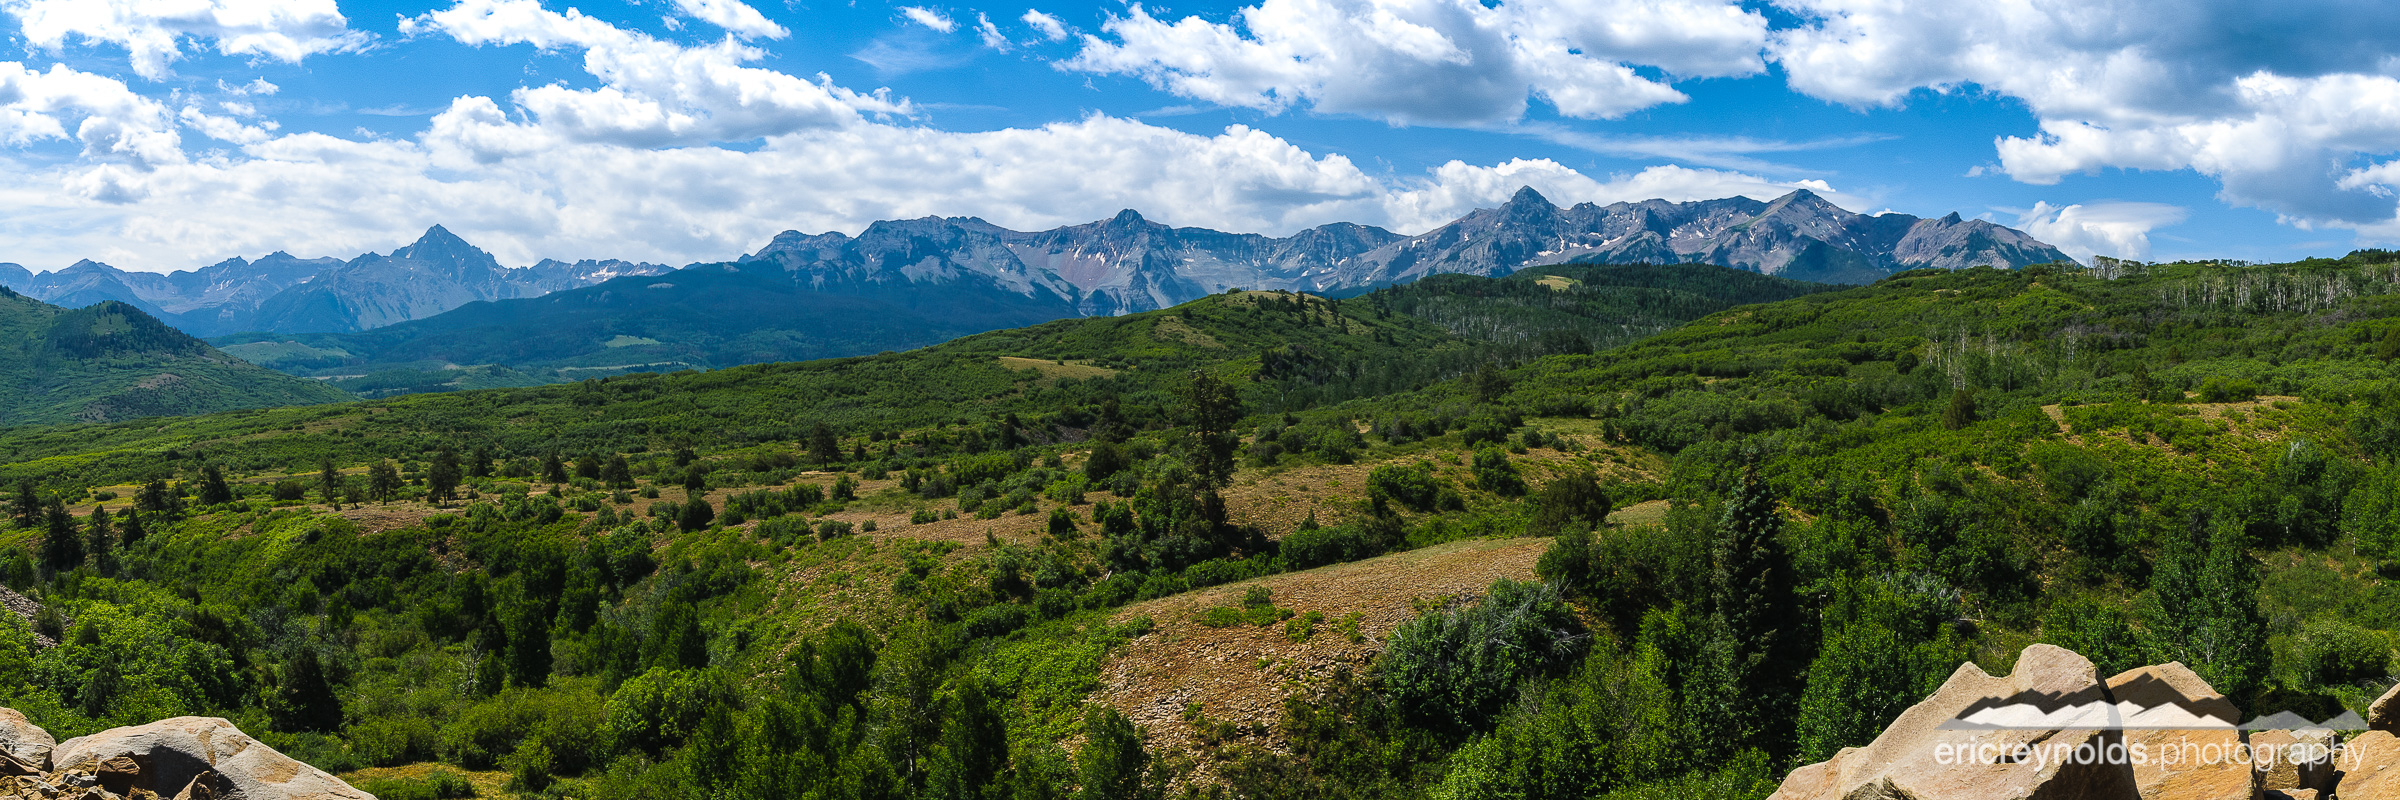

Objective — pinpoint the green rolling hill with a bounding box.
[0,289,348,427]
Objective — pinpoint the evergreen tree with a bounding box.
[118,510,146,550]
[136,480,171,515]
[603,454,635,489]
[318,458,343,510]
[683,465,708,497]
[427,449,463,504]
[85,507,114,577]
[503,588,554,689]
[809,424,841,466]
[543,453,569,485]
[576,453,603,481]
[2145,510,2270,701]
[1710,470,1806,756]
[197,465,234,506]
[273,647,344,732]
[1178,371,1243,489]
[469,446,495,478]
[41,499,80,575]
[1530,471,1613,534]
[367,460,402,503]
[12,480,40,529]
[1942,389,1978,430]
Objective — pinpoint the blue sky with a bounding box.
[3,0,2398,271]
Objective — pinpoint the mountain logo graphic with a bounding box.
[1937,674,2369,731]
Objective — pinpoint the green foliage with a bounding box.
[1377,579,1584,730]
[1470,448,1524,496]
[1531,472,1613,535]
[357,769,477,800]
[2289,617,2390,688]
[2144,512,2271,702]
[1366,462,1442,513]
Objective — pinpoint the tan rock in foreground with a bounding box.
[2251,729,2337,796]
[51,717,371,800]
[2372,682,2400,734]
[2103,663,2253,800]
[0,707,54,768]
[1767,643,2139,800]
[2337,731,2400,800]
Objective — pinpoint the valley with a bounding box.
[0,244,2395,800]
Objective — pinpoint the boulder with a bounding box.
[0,706,56,768]
[2251,729,2338,795]
[50,717,370,800]
[1767,643,2140,800]
[2372,682,2400,734]
[2103,663,2253,800]
[2336,730,2400,800]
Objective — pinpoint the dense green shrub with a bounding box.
[1377,579,1584,730]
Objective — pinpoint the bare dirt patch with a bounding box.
[996,356,1119,382]
[1091,537,1552,761]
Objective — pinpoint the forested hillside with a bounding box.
[0,254,2396,799]
[0,290,349,426]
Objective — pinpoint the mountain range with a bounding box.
[0,228,670,336]
[2,188,2073,399]
[0,288,349,425]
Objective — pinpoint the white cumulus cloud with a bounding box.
[0,0,1853,274]
[3,0,369,80]
[668,0,786,39]
[403,0,906,147]
[2014,201,2188,262]
[899,6,955,32]
[1062,0,1766,126]
[1021,8,1067,41]
[1771,0,2400,239]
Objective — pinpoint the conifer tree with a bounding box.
[1711,469,1806,755]
[85,507,113,577]
[197,465,234,506]
[603,454,634,490]
[118,510,145,550]
[1179,371,1242,490]
[809,424,841,467]
[427,449,463,504]
[318,458,343,510]
[10,481,38,529]
[368,460,402,503]
[1943,389,1978,430]
[41,499,80,574]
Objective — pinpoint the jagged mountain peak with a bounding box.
[1109,208,1148,226]
[389,225,500,273]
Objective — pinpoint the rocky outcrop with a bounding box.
[1771,647,2400,800]
[0,712,369,800]
[2339,731,2400,798]
[2255,728,2340,796]
[0,708,54,768]
[1769,643,2138,800]
[2371,683,2400,734]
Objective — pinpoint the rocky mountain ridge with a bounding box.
[1,188,2070,337]
[0,230,670,336]
[741,188,2072,314]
